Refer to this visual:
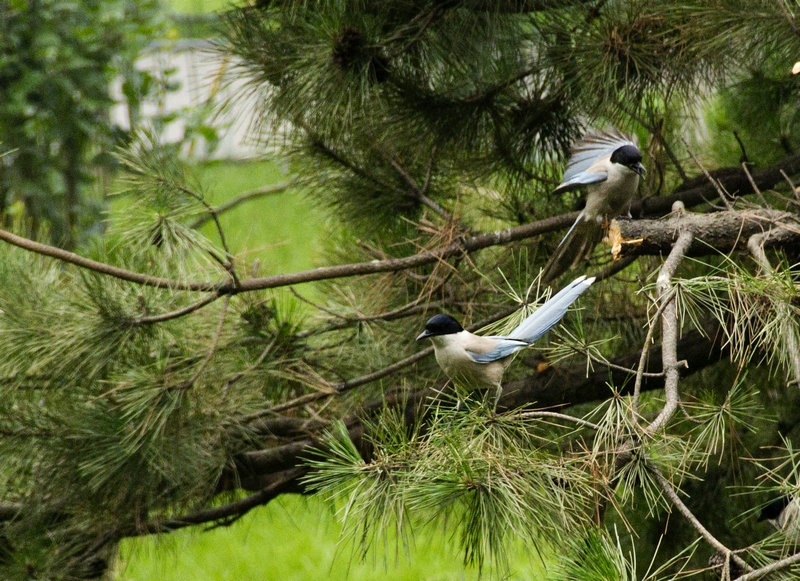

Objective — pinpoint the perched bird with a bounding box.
[758,495,800,533]
[416,275,595,407]
[542,128,646,282]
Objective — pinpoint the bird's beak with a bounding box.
[633,162,646,178]
[416,330,431,341]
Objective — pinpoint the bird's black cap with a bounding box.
[416,314,463,340]
[610,144,641,165]
[610,144,646,177]
[758,495,791,522]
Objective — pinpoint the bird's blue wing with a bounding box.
[466,338,529,363]
[507,276,595,342]
[552,170,608,195]
[557,128,636,190]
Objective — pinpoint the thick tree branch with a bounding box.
[610,208,800,258]
[637,151,800,216]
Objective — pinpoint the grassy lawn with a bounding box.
[192,160,325,276]
[114,494,547,580]
[163,0,230,14]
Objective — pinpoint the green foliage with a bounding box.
[305,399,597,575]
[0,0,163,247]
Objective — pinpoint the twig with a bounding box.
[741,162,771,209]
[131,293,221,325]
[780,169,800,205]
[514,410,601,431]
[645,228,694,435]
[733,550,800,581]
[247,346,435,418]
[294,301,439,339]
[385,155,454,222]
[174,183,239,287]
[649,462,752,574]
[178,296,231,390]
[189,181,294,229]
[222,335,279,403]
[681,137,733,210]
[289,287,347,320]
[570,344,664,379]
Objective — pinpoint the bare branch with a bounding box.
[645,227,694,435]
[610,208,800,258]
[633,286,676,415]
[741,162,771,209]
[0,213,574,294]
[649,463,752,574]
[513,410,601,430]
[131,293,221,325]
[733,550,800,581]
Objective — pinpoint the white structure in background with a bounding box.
[109,39,265,160]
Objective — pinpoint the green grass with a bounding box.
[192,160,325,276]
[114,495,548,580]
[162,0,230,14]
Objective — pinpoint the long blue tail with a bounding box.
[508,276,595,342]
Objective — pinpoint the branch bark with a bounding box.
[610,208,800,258]
[645,229,693,435]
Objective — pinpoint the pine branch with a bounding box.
[649,462,753,574]
[748,232,800,387]
[2,150,799,297]
[0,213,574,293]
[644,227,694,436]
[610,207,800,258]
[734,550,800,581]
